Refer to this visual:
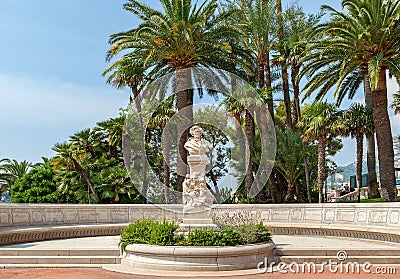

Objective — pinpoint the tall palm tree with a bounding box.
[343,103,374,202]
[103,59,149,198]
[147,97,176,203]
[275,0,293,130]
[300,0,400,201]
[284,6,322,202]
[106,0,245,195]
[363,74,380,198]
[235,0,276,120]
[391,93,400,115]
[221,94,255,201]
[299,102,343,203]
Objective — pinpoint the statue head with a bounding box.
[189,125,203,137]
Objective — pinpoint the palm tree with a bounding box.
[343,103,374,202]
[106,0,245,195]
[95,117,124,159]
[235,0,276,121]
[103,59,149,199]
[275,0,293,130]
[70,129,97,158]
[0,159,33,192]
[299,102,343,203]
[221,94,254,200]
[147,97,176,203]
[52,142,99,203]
[391,93,400,115]
[300,0,400,201]
[0,158,12,192]
[275,128,306,202]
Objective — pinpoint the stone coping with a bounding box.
[0,224,125,246]
[125,242,273,257]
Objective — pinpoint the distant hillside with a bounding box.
[336,161,368,182]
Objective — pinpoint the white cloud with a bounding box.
[0,73,129,162]
[0,73,128,128]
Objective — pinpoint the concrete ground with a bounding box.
[1,235,400,278]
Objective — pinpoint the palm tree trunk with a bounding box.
[371,70,397,201]
[265,52,275,124]
[356,134,363,203]
[131,82,148,202]
[291,60,312,202]
[122,131,132,169]
[303,141,312,203]
[295,180,305,202]
[176,69,193,198]
[208,169,221,203]
[291,61,301,125]
[245,110,254,202]
[234,114,246,157]
[363,74,380,198]
[71,157,99,203]
[258,58,265,89]
[284,182,295,203]
[317,137,327,203]
[162,127,171,204]
[276,0,293,130]
[282,65,292,130]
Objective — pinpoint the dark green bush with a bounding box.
[10,163,74,203]
[119,219,272,252]
[186,227,244,246]
[119,218,179,251]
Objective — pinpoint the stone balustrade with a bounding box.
[1,203,400,245]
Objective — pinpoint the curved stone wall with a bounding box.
[1,203,399,244]
[122,242,275,271]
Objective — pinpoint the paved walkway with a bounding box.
[3,234,400,250]
[1,235,400,278]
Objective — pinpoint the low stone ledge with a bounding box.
[0,224,127,246]
[268,223,400,243]
[122,242,275,271]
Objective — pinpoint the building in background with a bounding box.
[394,135,400,185]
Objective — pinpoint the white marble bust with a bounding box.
[184,125,211,156]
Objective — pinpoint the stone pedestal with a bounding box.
[179,152,217,232]
[187,155,208,176]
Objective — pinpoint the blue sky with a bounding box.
[0,0,398,166]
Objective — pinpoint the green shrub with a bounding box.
[119,218,179,251]
[119,219,272,251]
[186,227,244,246]
[10,163,74,203]
[229,222,272,244]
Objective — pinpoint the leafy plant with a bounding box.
[10,162,74,203]
[120,218,272,251]
[119,218,179,251]
[230,222,272,244]
[186,228,244,246]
